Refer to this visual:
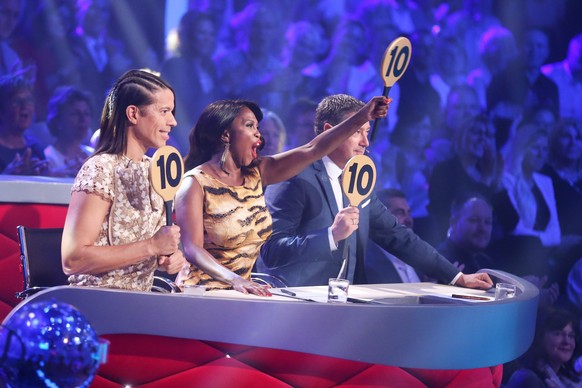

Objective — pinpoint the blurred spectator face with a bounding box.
[248,7,281,54]
[436,38,467,77]
[410,30,435,72]
[542,323,577,367]
[57,0,77,36]
[292,109,315,147]
[60,99,92,142]
[445,87,480,131]
[45,7,67,40]
[3,89,34,133]
[78,0,110,38]
[0,0,20,39]
[523,29,549,69]
[567,36,582,79]
[386,197,413,229]
[259,114,285,156]
[556,123,582,163]
[286,23,322,69]
[481,27,516,74]
[464,120,495,159]
[523,133,549,173]
[402,116,432,151]
[188,18,216,57]
[450,198,492,251]
[530,108,556,132]
[335,21,368,66]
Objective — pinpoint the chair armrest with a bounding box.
[152,276,182,293]
[15,286,49,299]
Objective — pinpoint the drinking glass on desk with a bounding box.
[181,284,206,296]
[495,283,516,300]
[328,278,350,303]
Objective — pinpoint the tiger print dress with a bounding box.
[177,166,273,290]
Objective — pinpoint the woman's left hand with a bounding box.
[231,277,272,297]
[362,96,392,121]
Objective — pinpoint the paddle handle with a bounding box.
[370,85,392,142]
[164,200,173,226]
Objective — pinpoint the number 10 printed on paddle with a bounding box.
[341,155,377,207]
[370,36,412,142]
[150,146,184,225]
[338,155,377,279]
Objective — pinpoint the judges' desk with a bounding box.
[5,269,538,370]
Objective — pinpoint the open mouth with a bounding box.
[252,139,263,159]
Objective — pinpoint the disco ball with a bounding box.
[0,300,108,387]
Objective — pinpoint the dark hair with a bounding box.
[177,10,215,57]
[548,118,582,163]
[46,86,94,137]
[314,94,363,135]
[523,307,581,382]
[184,99,263,170]
[453,113,495,153]
[376,188,406,208]
[0,75,33,111]
[94,69,175,156]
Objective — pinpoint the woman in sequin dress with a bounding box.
[61,69,186,291]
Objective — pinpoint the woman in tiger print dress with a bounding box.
[175,97,390,295]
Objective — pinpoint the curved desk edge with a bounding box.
[4,271,538,370]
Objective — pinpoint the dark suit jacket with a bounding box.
[257,160,459,286]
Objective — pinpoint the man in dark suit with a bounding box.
[257,94,492,290]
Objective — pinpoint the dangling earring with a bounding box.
[219,142,230,175]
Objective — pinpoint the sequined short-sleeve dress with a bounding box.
[68,153,165,291]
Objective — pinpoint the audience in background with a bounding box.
[428,84,482,165]
[468,25,517,110]
[0,74,47,175]
[441,0,502,72]
[542,118,582,290]
[492,123,558,279]
[11,0,79,121]
[396,29,441,131]
[0,0,24,76]
[311,18,377,104]
[69,0,132,122]
[542,33,582,122]
[543,119,582,238]
[438,196,496,275]
[284,98,317,149]
[507,307,581,387]
[261,21,327,117]
[430,34,470,111]
[43,86,94,177]
[215,2,285,107]
[377,112,433,219]
[487,28,559,149]
[259,108,286,155]
[161,10,221,154]
[428,113,501,245]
